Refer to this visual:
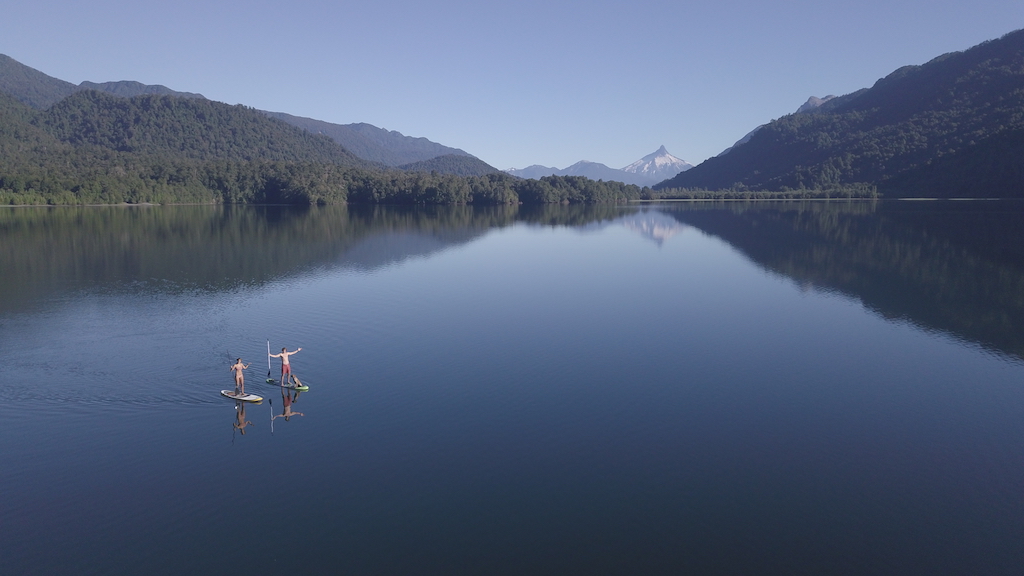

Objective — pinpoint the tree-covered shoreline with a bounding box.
[5,27,1023,206]
[0,156,653,206]
[0,89,652,206]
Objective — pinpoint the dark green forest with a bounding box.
[0,89,645,205]
[397,154,501,176]
[659,28,1024,197]
[4,28,1024,204]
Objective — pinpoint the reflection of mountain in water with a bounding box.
[617,210,688,247]
[662,200,1024,361]
[0,205,503,313]
[570,208,688,246]
[5,201,1023,364]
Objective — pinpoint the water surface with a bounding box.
[2,201,1023,575]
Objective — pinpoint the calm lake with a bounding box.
[2,201,1023,575]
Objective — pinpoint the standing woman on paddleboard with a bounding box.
[230,358,250,394]
[269,347,302,384]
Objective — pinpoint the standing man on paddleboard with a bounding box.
[269,347,302,384]
[230,358,250,395]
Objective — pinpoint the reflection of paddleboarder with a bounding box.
[233,401,253,434]
[269,347,301,384]
[229,358,250,394]
[273,387,304,422]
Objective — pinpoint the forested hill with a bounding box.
[265,112,472,166]
[36,90,369,165]
[658,28,1024,197]
[0,54,474,171]
[398,154,501,176]
[0,89,647,206]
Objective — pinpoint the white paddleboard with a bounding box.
[221,390,263,402]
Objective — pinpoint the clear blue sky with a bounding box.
[3,0,1022,169]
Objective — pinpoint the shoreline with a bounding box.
[1,197,1019,208]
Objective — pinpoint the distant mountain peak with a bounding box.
[796,95,837,113]
[506,146,692,186]
[617,210,688,247]
[77,80,205,100]
[621,146,692,181]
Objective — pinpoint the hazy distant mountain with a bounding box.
[505,164,560,179]
[507,147,691,186]
[0,54,78,108]
[507,160,633,183]
[0,54,205,108]
[561,160,633,182]
[795,95,837,113]
[78,80,205,100]
[264,112,472,167]
[660,28,1024,197]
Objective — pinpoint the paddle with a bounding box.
[266,340,273,383]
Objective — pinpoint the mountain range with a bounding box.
[0,53,493,173]
[262,111,473,167]
[507,146,692,186]
[0,77,644,205]
[4,26,1024,202]
[659,28,1024,196]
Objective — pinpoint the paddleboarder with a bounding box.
[229,358,251,395]
[269,347,302,384]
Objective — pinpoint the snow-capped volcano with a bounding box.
[621,146,692,183]
[506,146,692,186]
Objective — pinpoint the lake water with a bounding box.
[2,201,1023,575]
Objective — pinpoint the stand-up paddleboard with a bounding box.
[266,375,309,391]
[221,390,263,402]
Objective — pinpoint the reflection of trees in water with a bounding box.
[6,201,1021,361]
[663,200,1024,361]
[0,203,631,313]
